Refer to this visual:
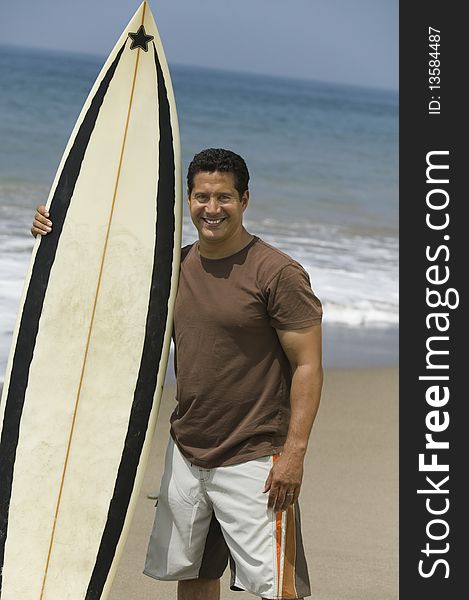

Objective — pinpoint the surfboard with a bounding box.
[0,2,181,598]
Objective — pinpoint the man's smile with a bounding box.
[201,216,227,226]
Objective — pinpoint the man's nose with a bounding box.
[205,198,221,213]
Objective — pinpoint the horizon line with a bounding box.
[0,42,399,95]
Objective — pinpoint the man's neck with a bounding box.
[198,229,254,259]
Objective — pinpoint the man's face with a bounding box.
[188,171,249,246]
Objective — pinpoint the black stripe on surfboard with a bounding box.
[0,43,126,595]
[86,42,176,598]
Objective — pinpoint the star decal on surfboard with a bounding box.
[128,25,154,52]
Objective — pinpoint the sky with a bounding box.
[0,0,398,90]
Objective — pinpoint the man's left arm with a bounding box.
[264,324,323,512]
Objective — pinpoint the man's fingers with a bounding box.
[274,489,288,513]
[269,487,299,512]
[36,214,52,226]
[275,492,294,512]
[37,205,49,218]
[31,206,52,237]
[263,469,273,493]
[269,486,290,512]
[265,455,303,510]
[267,485,278,511]
[35,211,52,228]
[32,220,52,234]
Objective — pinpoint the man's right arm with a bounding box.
[31,205,52,237]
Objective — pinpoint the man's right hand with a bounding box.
[31,205,52,237]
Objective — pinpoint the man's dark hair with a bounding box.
[187,148,250,197]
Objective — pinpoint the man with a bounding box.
[31,148,323,600]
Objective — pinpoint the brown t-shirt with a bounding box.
[170,236,322,467]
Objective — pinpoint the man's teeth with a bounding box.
[204,218,223,224]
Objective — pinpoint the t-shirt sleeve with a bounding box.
[266,262,323,330]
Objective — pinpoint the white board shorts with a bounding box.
[143,438,311,599]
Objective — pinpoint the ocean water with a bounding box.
[0,45,398,377]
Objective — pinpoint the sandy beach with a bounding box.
[108,366,398,600]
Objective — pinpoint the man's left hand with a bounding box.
[263,451,304,512]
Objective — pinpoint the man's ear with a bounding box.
[241,190,250,209]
